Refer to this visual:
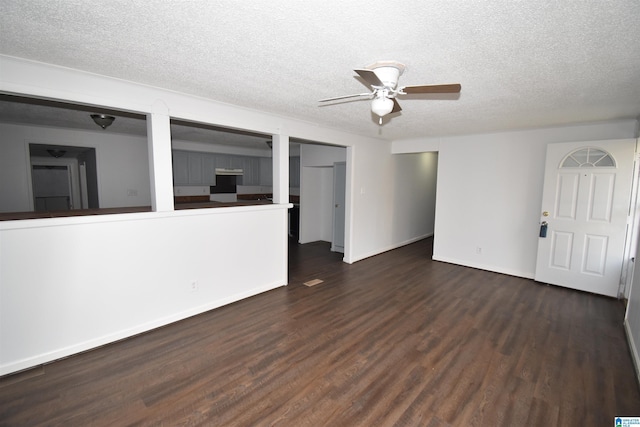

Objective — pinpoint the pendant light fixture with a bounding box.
[90,114,115,130]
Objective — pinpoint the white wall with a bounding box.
[301,143,347,167]
[626,230,640,385]
[300,166,334,243]
[347,144,440,262]
[0,55,435,375]
[297,144,438,255]
[0,206,288,374]
[0,123,151,212]
[393,120,639,278]
[390,152,438,242]
[626,138,640,383]
[299,144,346,244]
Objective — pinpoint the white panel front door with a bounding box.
[534,140,635,297]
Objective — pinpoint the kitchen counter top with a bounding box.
[0,201,272,221]
[174,200,274,209]
[0,199,294,221]
[0,206,152,221]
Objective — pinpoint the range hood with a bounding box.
[215,168,243,176]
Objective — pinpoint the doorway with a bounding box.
[292,141,348,256]
[534,140,635,297]
[29,144,99,212]
[32,165,73,211]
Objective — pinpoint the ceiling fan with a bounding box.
[319,61,461,124]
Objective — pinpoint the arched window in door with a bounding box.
[560,147,616,168]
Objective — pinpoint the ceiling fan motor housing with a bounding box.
[366,61,406,89]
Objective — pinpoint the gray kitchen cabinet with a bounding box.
[172,151,190,185]
[173,150,217,185]
[215,154,231,169]
[290,156,300,187]
[240,157,250,185]
[201,153,216,185]
[259,157,272,186]
[251,157,260,185]
[174,151,277,187]
[240,157,259,186]
[187,152,203,184]
[230,156,244,169]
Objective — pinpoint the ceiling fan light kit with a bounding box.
[371,94,394,117]
[319,60,461,124]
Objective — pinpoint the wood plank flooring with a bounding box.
[1,237,639,426]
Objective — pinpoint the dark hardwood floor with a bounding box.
[2,237,639,426]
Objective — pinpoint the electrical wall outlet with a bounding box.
[190,281,198,292]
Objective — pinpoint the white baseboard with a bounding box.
[625,319,640,387]
[0,281,285,377]
[431,255,535,280]
[347,233,433,264]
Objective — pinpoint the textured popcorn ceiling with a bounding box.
[1,0,639,141]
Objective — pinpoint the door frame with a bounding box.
[621,145,640,298]
[296,143,351,261]
[331,161,346,253]
[534,139,636,297]
[30,156,82,210]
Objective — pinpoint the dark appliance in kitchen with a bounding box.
[210,168,242,202]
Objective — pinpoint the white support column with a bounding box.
[272,134,290,204]
[147,101,174,212]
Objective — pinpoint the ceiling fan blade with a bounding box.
[401,83,461,94]
[319,92,371,102]
[391,98,402,113]
[354,69,384,87]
